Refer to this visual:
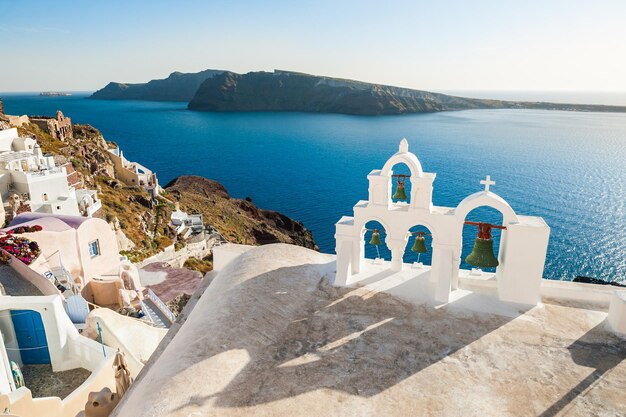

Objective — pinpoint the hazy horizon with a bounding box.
[4,87,626,107]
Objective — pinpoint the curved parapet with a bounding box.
[84,308,167,378]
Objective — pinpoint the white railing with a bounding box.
[25,166,64,178]
[146,288,176,324]
[44,250,81,296]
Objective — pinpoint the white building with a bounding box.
[0,213,143,416]
[170,204,204,239]
[1,213,123,295]
[0,128,101,222]
[0,296,116,417]
[108,147,160,198]
[76,189,102,218]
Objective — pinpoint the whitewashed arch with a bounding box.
[455,191,519,225]
[356,216,393,237]
[403,219,440,245]
[380,139,424,179]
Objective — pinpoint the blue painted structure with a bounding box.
[10,310,51,364]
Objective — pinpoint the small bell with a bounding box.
[411,235,427,253]
[369,230,382,246]
[465,238,499,268]
[393,182,408,201]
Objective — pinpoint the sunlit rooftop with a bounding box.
[112,244,626,417]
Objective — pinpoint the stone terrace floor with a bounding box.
[139,262,203,303]
[22,364,91,399]
[0,264,42,296]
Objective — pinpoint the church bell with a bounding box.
[411,235,427,253]
[393,182,408,201]
[465,238,499,268]
[464,221,504,269]
[393,175,407,200]
[369,230,382,246]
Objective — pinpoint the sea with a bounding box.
[1,93,625,282]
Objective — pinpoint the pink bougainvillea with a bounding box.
[7,225,43,235]
[0,235,41,265]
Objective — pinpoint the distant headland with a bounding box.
[91,69,626,115]
[90,69,223,102]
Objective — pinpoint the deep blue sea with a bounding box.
[2,93,625,282]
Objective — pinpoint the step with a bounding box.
[141,299,168,328]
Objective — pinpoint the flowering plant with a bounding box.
[7,225,43,234]
[0,235,41,265]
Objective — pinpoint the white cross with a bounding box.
[480,175,495,192]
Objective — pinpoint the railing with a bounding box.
[59,266,80,295]
[146,288,176,324]
[25,166,64,178]
[86,299,162,328]
[44,250,81,296]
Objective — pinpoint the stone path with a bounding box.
[21,364,91,399]
[0,264,42,296]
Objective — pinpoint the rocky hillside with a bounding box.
[165,176,317,250]
[0,98,8,130]
[188,70,626,115]
[90,69,224,101]
[16,121,318,260]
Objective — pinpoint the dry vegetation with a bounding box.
[183,256,213,274]
[18,123,175,261]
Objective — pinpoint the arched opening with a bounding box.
[390,162,412,204]
[402,224,434,265]
[461,206,505,273]
[362,220,390,261]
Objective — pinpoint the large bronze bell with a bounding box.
[465,238,499,268]
[393,182,408,200]
[411,236,427,253]
[369,230,382,246]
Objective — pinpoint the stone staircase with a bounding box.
[141,289,176,329]
[141,299,168,328]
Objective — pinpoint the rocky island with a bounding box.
[90,69,224,102]
[92,69,626,115]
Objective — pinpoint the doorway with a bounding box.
[10,310,51,364]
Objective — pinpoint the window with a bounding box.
[88,240,101,257]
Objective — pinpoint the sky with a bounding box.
[1,0,626,93]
